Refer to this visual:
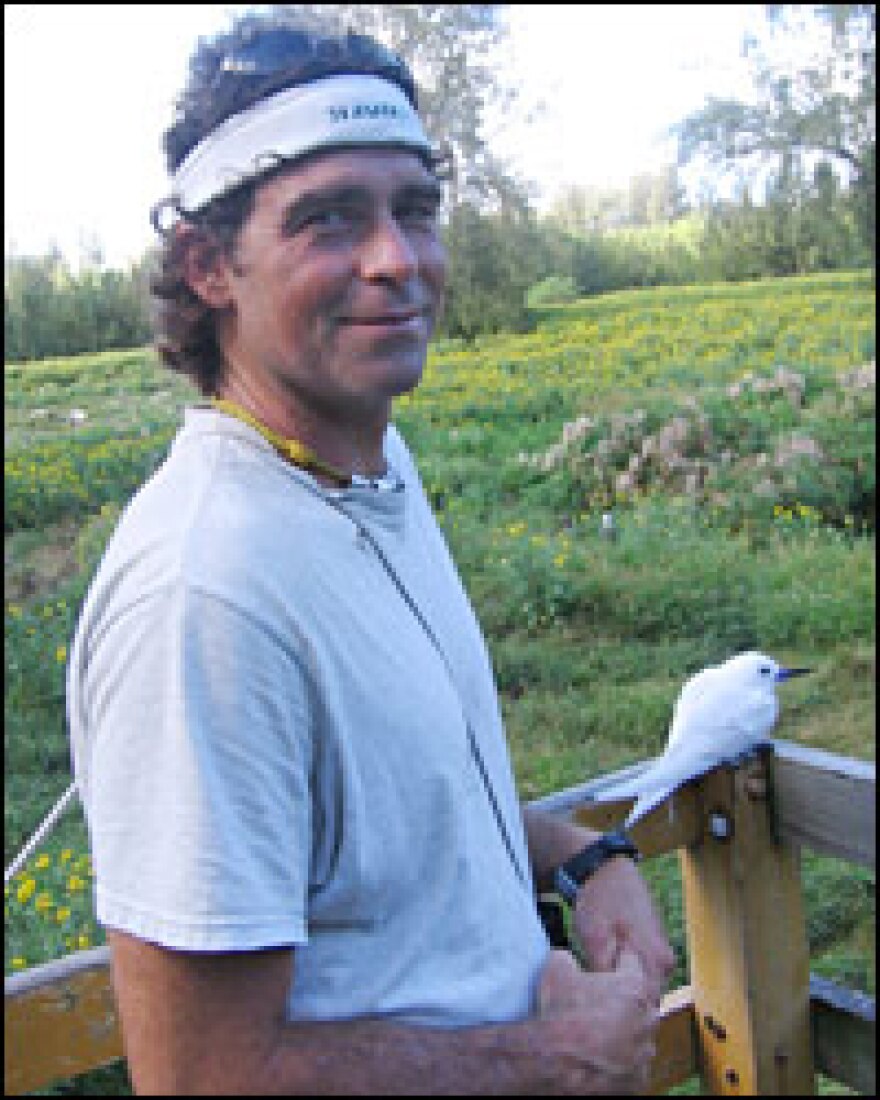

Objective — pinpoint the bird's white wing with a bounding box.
[622,730,757,826]
[665,663,727,751]
[585,739,719,825]
[590,691,778,826]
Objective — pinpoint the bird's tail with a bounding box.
[580,758,659,805]
[624,786,676,829]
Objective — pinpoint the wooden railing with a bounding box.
[532,739,876,1095]
[5,739,875,1095]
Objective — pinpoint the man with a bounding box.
[67,13,673,1094]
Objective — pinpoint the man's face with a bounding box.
[216,147,447,424]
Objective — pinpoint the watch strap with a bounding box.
[553,829,640,904]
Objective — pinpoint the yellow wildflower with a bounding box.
[16,878,36,905]
[67,875,86,893]
[77,934,91,949]
[35,854,50,870]
[55,906,72,924]
[56,645,67,663]
[11,957,28,971]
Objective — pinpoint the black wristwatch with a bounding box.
[553,829,641,905]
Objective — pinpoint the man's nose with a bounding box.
[360,214,419,281]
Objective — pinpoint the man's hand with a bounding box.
[537,947,658,1094]
[571,855,675,1004]
[521,808,675,1005]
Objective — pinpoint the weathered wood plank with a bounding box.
[649,985,699,1094]
[810,974,875,1096]
[679,751,815,1095]
[5,947,123,1095]
[771,740,875,869]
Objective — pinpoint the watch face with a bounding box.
[553,866,581,906]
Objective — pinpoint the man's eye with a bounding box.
[308,208,354,230]
[400,203,439,224]
[283,206,357,236]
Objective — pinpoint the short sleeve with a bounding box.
[82,583,314,951]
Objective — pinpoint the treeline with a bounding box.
[4,162,873,361]
[5,249,154,364]
[439,155,873,340]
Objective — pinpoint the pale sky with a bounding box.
[4,4,765,269]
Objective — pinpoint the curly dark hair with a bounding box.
[149,11,446,396]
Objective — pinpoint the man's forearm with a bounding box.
[255,1012,621,1096]
[108,926,653,1096]
[260,1015,530,1095]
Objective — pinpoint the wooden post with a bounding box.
[679,746,815,1094]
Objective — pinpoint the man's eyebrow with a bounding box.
[279,185,360,226]
[396,180,444,204]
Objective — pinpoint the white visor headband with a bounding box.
[169,73,432,213]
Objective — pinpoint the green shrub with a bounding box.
[526,275,580,308]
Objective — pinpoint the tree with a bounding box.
[4,248,66,361]
[674,4,875,271]
[439,201,544,340]
[276,4,526,212]
[4,248,152,362]
[549,169,688,236]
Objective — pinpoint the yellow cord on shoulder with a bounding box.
[210,398,352,485]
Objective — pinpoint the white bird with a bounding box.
[592,651,811,828]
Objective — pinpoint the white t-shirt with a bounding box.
[67,407,549,1026]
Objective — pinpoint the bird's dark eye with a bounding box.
[759,666,772,676]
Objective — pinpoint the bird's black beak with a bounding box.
[775,667,812,682]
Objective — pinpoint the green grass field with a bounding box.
[5,270,875,1094]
